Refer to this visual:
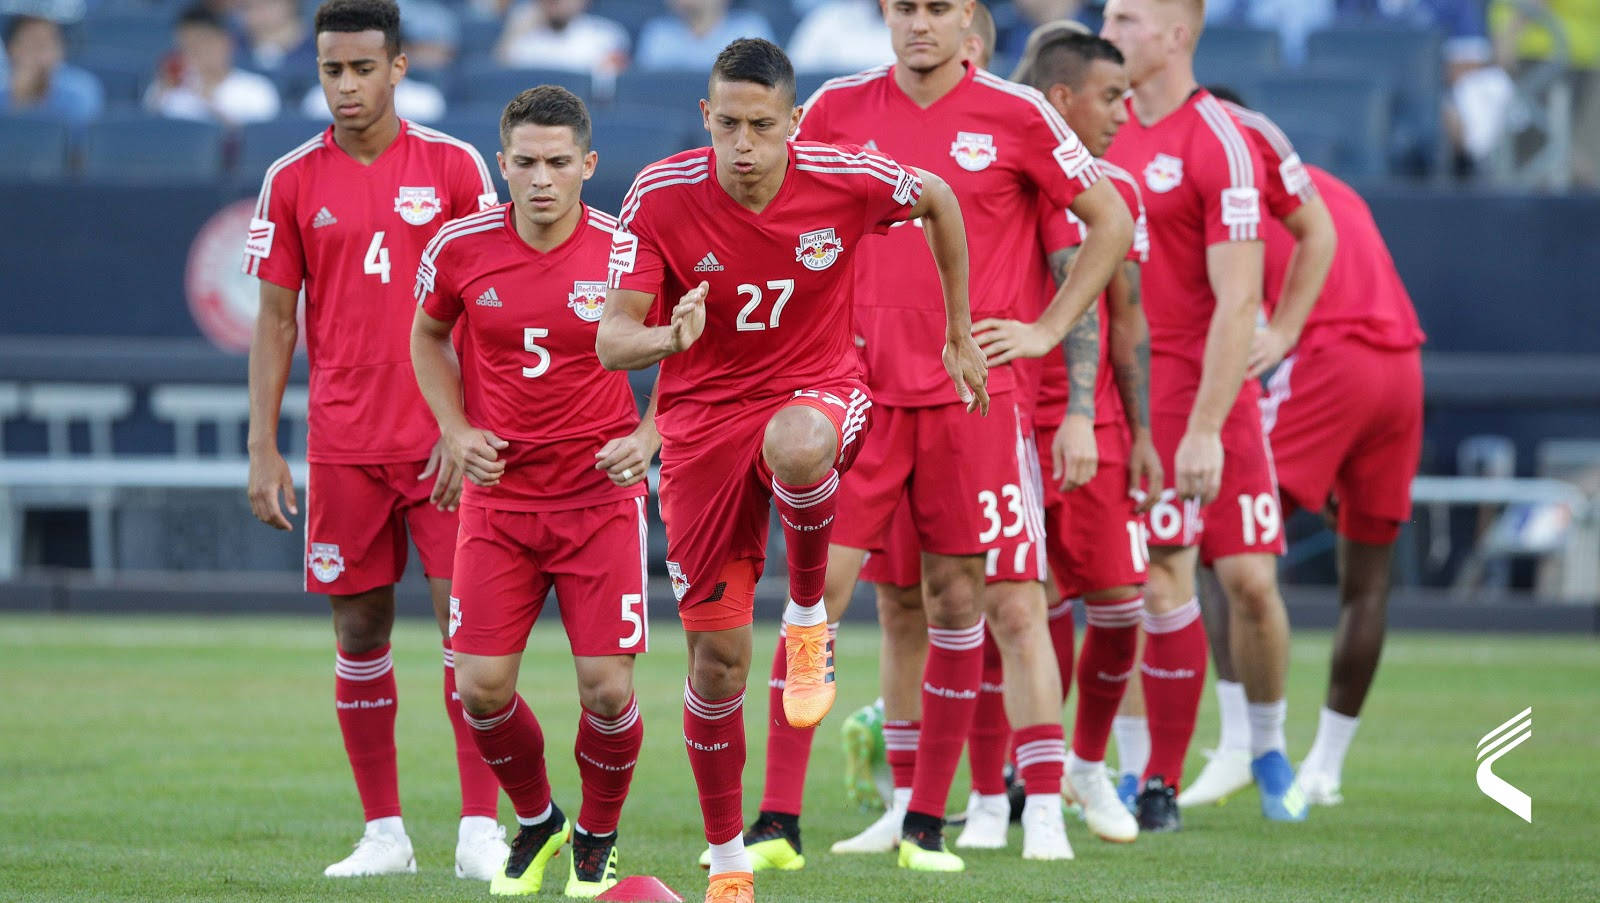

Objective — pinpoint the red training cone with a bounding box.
[597,876,684,902]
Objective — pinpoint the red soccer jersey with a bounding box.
[607,142,923,439]
[797,63,1102,407]
[1263,166,1425,353]
[416,203,645,512]
[1219,100,1317,221]
[243,120,498,463]
[1025,159,1149,430]
[1103,89,1265,416]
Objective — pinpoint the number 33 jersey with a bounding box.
[415,204,644,512]
[242,120,498,463]
[607,142,923,433]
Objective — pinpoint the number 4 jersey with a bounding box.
[415,203,644,512]
[243,120,498,463]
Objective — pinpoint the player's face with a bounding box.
[882,0,974,74]
[316,29,405,133]
[1062,59,1130,157]
[499,122,596,227]
[702,78,800,186]
[1100,0,1169,85]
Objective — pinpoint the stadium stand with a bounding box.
[0,117,71,180]
[453,62,596,107]
[1305,25,1443,176]
[81,114,225,183]
[1255,73,1393,178]
[1193,24,1281,86]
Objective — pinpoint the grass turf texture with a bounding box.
[1,615,1596,902]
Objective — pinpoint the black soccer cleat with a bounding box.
[1135,776,1182,833]
[1005,762,1027,824]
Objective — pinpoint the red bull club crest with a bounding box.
[950,131,997,172]
[795,228,844,272]
[308,542,345,584]
[568,281,607,322]
[394,186,442,225]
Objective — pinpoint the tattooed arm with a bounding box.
[1050,246,1099,490]
[1107,260,1163,510]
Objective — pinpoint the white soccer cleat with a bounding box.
[1020,798,1074,861]
[1064,764,1139,843]
[954,792,1010,849]
[1292,769,1345,807]
[830,801,905,854]
[1177,747,1254,808]
[454,816,510,880]
[323,824,418,877]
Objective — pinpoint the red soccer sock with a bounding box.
[1071,595,1142,762]
[574,695,643,836]
[1047,596,1077,705]
[1140,598,1207,790]
[772,470,839,610]
[684,682,747,844]
[968,630,1011,796]
[909,620,985,819]
[443,641,500,819]
[884,719,921,793]
[1013,722,1066,796]
[335,644,401,821]
[760,629,815,816]
[464,695,551,821]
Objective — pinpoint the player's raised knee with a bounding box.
[762,405,837,485]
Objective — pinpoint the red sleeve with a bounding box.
[451,142,499,214]
[846,145,923,235]
[1035,192,1080,255]
[242,164,305,290]
[1229,104,1316,221]
[1015,91,1102,211]
[1195,100,1266,246]
[606,222,665,298]
[414,230,461,322]
[1112,176,1149,263]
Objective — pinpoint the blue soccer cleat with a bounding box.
[1252,751,1310,823]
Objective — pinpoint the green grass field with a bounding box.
[1,614,1596,902]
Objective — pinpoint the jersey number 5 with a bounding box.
[735,279,796,332]
[363,231,391,284]
[523,328,551,378]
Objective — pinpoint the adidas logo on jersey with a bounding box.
[312,207,337,229]
[693,252,724,273]
[475,287,502,307]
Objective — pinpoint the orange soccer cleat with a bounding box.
[781,621,836,728]
[704,871,754,903]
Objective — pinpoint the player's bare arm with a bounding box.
[973,178,1132,364]
[1248,196,1336,378]
[1046,245,1099,491]
[410,306,508,510]
[1107,258,1162,512]
[595,375,660,488]
[1179,240,1264,503]
[596,281,708,371]
[246,280,301,531]
[907,166,989,414]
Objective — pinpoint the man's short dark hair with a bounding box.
[176,4,227,33]
[3,15,54,50]
[709,38,796,107]
[1206,84,1247,106]
[1025,31,1124,94]
[314,0,403,58]
[500,84,593,152]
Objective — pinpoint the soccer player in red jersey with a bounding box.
[797,0,1132,869]
[242,0,504,878]
[598,39,983,903]
[1097,0,1331,829]
[411,86,655,898]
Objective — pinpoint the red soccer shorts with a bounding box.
[833,394,1046,581]
[657,381,873,632]
[447,498,650,657]
[1261,340,1422,545]
[1037,421,1149,599]
[1146,393,1287,565]
[304,460,456,595]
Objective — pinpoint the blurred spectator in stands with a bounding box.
[496,0,629,75]
[1,15,103,129]
[994,0,1088,61]
[635,0,775,70]
[1492,0,1599,185]
[1208,0,1334,64]
[299,2,450,121]
[788,0,891,73]
[146,5,280,125]
[238,0,315,73]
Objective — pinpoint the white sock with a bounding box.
[1247,699,1288,759]
[1066,750,1102,778]
[516,801,553,827]
[1215,679,1251,752]
[707,836,750,875]
[1023,794,1058,817]
[972,792,1008,813]
[367,816,406,838]
[458,815,498,840]
[783,599,826,627]
[891,786,911,811]
[1304,706,1360,780]
[1112,715,1149,779]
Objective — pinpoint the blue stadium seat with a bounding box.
[73,14,173,64]
[736,0,799,46]
[0,117,71,181]
[1254,75,1392,179]
[452,64,594,108]
[233,117,328,194]
[1306,26,1442,176]
[79,51,153,110]
[1194,26,1281,86]
[588,108,701,209]
[458,16,503,60]
[429,107,510,188]
[589,0,660,44]
[80,115,225,184]
[614,69,708,112]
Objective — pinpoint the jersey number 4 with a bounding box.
[735,279,795,332]
[363,231,391,284]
